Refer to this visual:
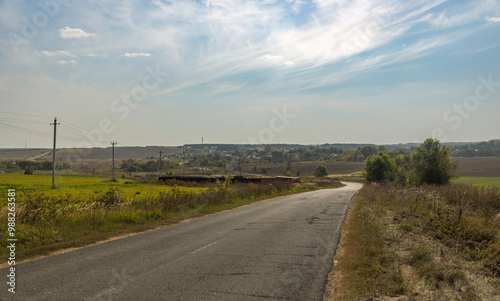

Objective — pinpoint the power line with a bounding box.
[58,118,134,146]
[0,118,47,124]
[0,111,52,118]
[0,114,136,147]
[0,122,84,142]
[0,122,53,139]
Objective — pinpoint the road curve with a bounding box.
[2,182,362,301]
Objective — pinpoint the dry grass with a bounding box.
[328,189,406,301]
[329,183,500,301]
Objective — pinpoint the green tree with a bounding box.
[341,150,354,161]
[314,165,328,177]
[24,168,33,175]
[353,150,365,162]
[409,138,457,185]
[363,152,394,182]
[360,146,378,158]
[393,155,411,184]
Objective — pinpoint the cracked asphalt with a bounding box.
[1,182,362,301]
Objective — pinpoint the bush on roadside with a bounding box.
[314,165,328,177]
[363,152,394,182]
[364,138,457,186]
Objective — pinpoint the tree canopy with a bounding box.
[364,138,457,186]
[314,165,329,177]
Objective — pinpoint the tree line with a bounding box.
[0,160,71,172]
[364,138,457,186]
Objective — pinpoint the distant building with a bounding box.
[0,169,6,174]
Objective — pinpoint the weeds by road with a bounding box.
[328,183,500,300]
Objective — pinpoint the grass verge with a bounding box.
[328,183,500,300]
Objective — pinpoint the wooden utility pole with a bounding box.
[111,141,117,181]
[50,117,59,189]
[183,147,186,177]
[158,149,163,178]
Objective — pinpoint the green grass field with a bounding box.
[452,177,500,188]
[0,174,205,207]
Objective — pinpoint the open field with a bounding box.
[0,174,206,201]
[455,157,500,177]
[453,177,500,188]
[0,149,49,161]
[328,183,500,300]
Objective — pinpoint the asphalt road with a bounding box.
[1,182,362,301]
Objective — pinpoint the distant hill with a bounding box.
[449,140,500,157]
[1,139,499,162]
[0,146,182,161]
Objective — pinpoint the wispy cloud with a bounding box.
[41,50,76,57]
[88,53,107,58]
[58,60,78,66]
[486,16,500,23]
[426,0,499,28]
[1,0,499,147]
[25,0,498,93]
[122,52,151,58]
[59,26,95,39]
[259,54,295,67]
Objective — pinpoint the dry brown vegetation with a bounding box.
[329,183,500,301]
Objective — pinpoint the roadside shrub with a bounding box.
[409,138,457,185]
[93,188,124,208]
[314,165,328,177]
[17,191,46,223]
[17,191,72,224]
[409,244,432,266]
[363,152,394,182]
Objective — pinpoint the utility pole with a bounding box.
[288,151,292,175]
[158,149,163,178]
[111,141,117,181]
[50,117,59,189]
[183,147,186,177]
